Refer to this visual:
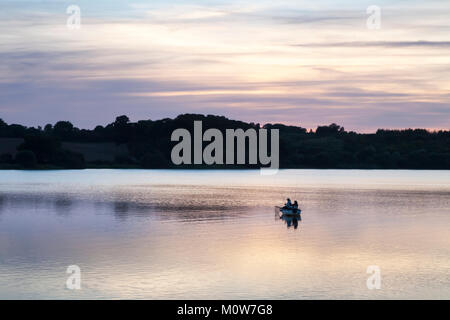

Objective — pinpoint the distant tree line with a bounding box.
[0,114,449,169]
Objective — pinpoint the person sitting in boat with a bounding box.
[284,198,292,209]
[293,200,300,213]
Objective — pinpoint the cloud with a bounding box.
[0,1,449,131]
[293,41,450,48]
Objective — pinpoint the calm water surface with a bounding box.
[0,169,449,299]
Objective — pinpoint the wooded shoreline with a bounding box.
[1,114,449,170]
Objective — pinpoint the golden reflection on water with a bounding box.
[0,170,449,299]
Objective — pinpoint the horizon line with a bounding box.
[1,113,449,135]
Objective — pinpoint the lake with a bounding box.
[0,169,449,299]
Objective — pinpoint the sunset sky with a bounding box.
[1,0,449,131]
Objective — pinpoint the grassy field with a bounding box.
[0,138,129,163]
[0,138,23,156]
[62,142,128,162]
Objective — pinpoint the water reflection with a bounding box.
[0,170,449,299]
[278,213,302,229]
[53,196,73,216]
[0,190,252,223]
[113,201,130,220]
[275,208,302,229]
[0,194,4,214]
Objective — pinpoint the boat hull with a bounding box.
[280,208,301,215]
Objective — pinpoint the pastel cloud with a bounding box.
[0,0,449,131]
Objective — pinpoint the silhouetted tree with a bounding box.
[53,121,74,140]
[316,123,345,136]
[0,114,449,169]
[113,115,132,144]
[53,150,86,169]
[44,124,53,133]
[17,135,61,163]
[15,150,37,168]
[140,150,166,169]
[0,153,13,164]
